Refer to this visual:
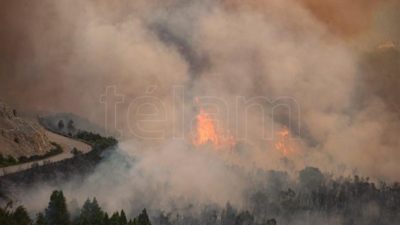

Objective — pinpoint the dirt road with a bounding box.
[0,131,91,176]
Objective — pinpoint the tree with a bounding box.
[221,203,236,225]
[137,209,151,225]
[103,213,110,225]
[7,155,17,164]
[0,203,13,225]
[78,198,104,225]
[120,210,128,225]
[0,154,5,165]
[0,203,32,225]
[266,219,276,225]
[35,213,46,225]
[58,120,65,130]
[299,167,324,190]
[45,190,70,225]
[13,206,32,225]
[235,211,253,225]
[67,120,75,133]
[109,212,120,225]
[128,218,138,225]
[156,212,171,225]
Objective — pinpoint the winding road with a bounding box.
[0,131,91,176]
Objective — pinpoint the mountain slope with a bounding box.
[0,101,52,157]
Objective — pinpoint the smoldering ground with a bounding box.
[1,0,400,221]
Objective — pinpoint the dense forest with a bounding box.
[1,167,399,225]
[0,190,152,225]
[146,168,400,225]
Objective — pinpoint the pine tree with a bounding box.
[0,204,12,225]
[137,209,151,225]
[13,206,32,225]
[120,210,128,225]
[127,219,136,225]
[221,203,236,225]
[130,218,139,225]
[78,198,104,225]
[109,212,120,225]
[45,190,70,225]
[67,120,75,133]
[103,212,110,225]
[58,120,65,130]
[35,213,47,225]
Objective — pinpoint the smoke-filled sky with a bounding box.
[1,0,400,214]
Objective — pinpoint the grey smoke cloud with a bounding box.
[1,0,400,215]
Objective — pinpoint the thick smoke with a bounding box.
[1,0,400,217]
[223,0,397,37]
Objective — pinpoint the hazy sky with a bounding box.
[1,0,400,183]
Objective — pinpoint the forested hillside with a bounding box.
[0,190,152,225]
[1,167,399,225]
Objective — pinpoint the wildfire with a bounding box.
[192,108,235,150]
[275,127,294,156]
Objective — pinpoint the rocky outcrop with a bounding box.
[0,101,52,157]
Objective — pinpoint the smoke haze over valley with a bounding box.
[0,1,400,225]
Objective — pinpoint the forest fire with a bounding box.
[274,127,294,156]
[192,108,235,150]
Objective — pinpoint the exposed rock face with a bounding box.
[0,101,52,157]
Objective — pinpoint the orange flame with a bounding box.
[275,127,294,156]
[192,108,235,149]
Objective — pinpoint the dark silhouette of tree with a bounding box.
[235,210,253,225]
[0,202,12,225]
[67,120,76,134]
[156,212,172,225]
[109,212,120,225]
[221,203,236,225]
[120,210,128,225]
[58,120,65,130]
[35,213,46,225]
[299,167,324,190]
[266,218,277,225]
[137,209,151,225]
[77,198,104,225]
[0,202,32,225]
[45,190,70,225]
[13,206,32,225]
[103,212,110,225]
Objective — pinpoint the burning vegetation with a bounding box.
[274,127,295,157]
[1,0,400,225]
[192,106,236,150]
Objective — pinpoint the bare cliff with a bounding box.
[0,101,52,157]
